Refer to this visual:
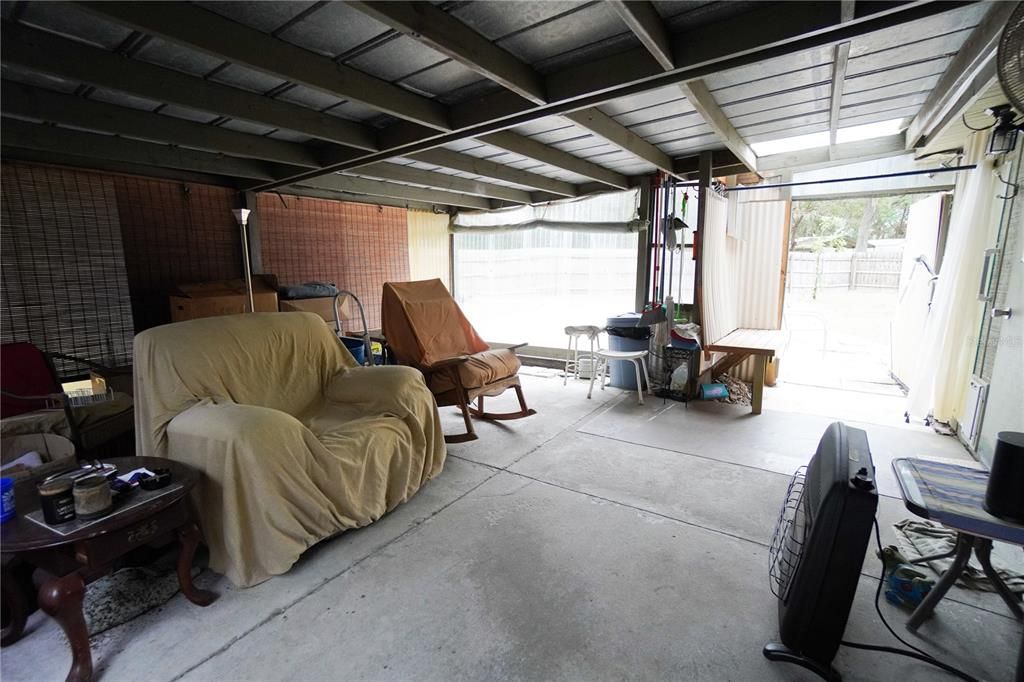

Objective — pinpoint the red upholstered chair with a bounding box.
[0,343,61,418]
[0,342,133,455]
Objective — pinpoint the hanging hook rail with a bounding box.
[995,170,1019,200]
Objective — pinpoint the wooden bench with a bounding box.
[704,328,786,415]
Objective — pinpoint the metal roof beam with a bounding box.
[828,2,855,155]
[610,0,757,173]
[246,1,969,191]
[1,23,378,151]
[758,132,906,172]
[280,185,445,212]
[562,108,673,175]
[300,173,490,210]
[905,0,1015,149]
[478,131,630,189]
[77,1,450,131]
[608,0,673,71]
[345,1,546,105]
[1,81,325,169]
[346,1,673,178]
[409,148,578,197]
[828,42,852,148]
[2,117,284,180]
[673,149,742,176]
[678,81,758,173]
[2,147,244,187]
[351,162,532,203]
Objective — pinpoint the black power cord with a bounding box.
[839,519,979,682]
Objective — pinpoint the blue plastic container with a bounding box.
[605,313,651,390]
[340,336,366,365]
[699,383,729,400]
[1,477,15,523]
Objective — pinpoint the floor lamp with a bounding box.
[232,208,256,313]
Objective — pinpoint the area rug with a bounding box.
[84,565,180,637]
[893,519,1024,593]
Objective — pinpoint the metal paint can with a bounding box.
[38,478,76,524]
[73,475,113,520]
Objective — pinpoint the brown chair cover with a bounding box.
[381,279,535,442]
[381,279,488,367]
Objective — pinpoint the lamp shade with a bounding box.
[232,208,251,227]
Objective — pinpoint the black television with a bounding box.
[764,422,878,681]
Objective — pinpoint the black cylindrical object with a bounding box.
[984,431,1024,524]
[38,479,76,525]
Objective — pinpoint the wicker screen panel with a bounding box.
[114,176,241,332]
[257,193,410,330]
[1,163,135,376]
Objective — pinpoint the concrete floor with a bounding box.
[3,371,1021,681]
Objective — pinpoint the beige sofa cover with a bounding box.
[134,312,446,587]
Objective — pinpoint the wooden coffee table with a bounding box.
[1,456,216,682]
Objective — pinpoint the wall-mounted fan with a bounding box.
[998,2,1024,113]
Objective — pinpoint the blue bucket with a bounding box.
[340,336,365,365]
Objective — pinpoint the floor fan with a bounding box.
[764,422,878,680]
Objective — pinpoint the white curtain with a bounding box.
[700,192,736,344]
[407,209,450,288]
[452,189,644,233]
[906,132,999,422]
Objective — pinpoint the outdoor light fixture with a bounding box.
[986,105,1021,156]
[231,208,256,313]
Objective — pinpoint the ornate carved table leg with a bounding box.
[176,522,217,606]
[38,572,91,682]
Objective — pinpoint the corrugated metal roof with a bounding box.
[0,0,1000,204]
[19,1,132,50]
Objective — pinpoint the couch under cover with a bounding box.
[133,312,446,586]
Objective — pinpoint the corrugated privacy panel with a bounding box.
[1,162,134,375]
[257,193,409,329]
[700,193,736,346]
[727,198,789,381]
[407,209,450,289]
[114,175,241,331]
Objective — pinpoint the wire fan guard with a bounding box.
[768,466,808,600]
[999,2,1024,112]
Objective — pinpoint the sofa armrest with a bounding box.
[168,400,305,446]
[325,366,435,417]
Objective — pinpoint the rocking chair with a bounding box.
[381,279,536,443]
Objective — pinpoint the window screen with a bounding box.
[453,228,637,350]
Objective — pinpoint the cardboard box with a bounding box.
[278,295,353,324]
[170,275,279,322]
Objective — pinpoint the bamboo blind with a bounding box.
[1,163,135,376]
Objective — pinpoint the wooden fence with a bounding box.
[786,249,902,296]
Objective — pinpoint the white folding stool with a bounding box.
[586,333,652,404]
[563,325,601,385]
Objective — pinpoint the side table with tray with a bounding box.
[1,456,216,682]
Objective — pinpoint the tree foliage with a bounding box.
[790,195,912,251]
